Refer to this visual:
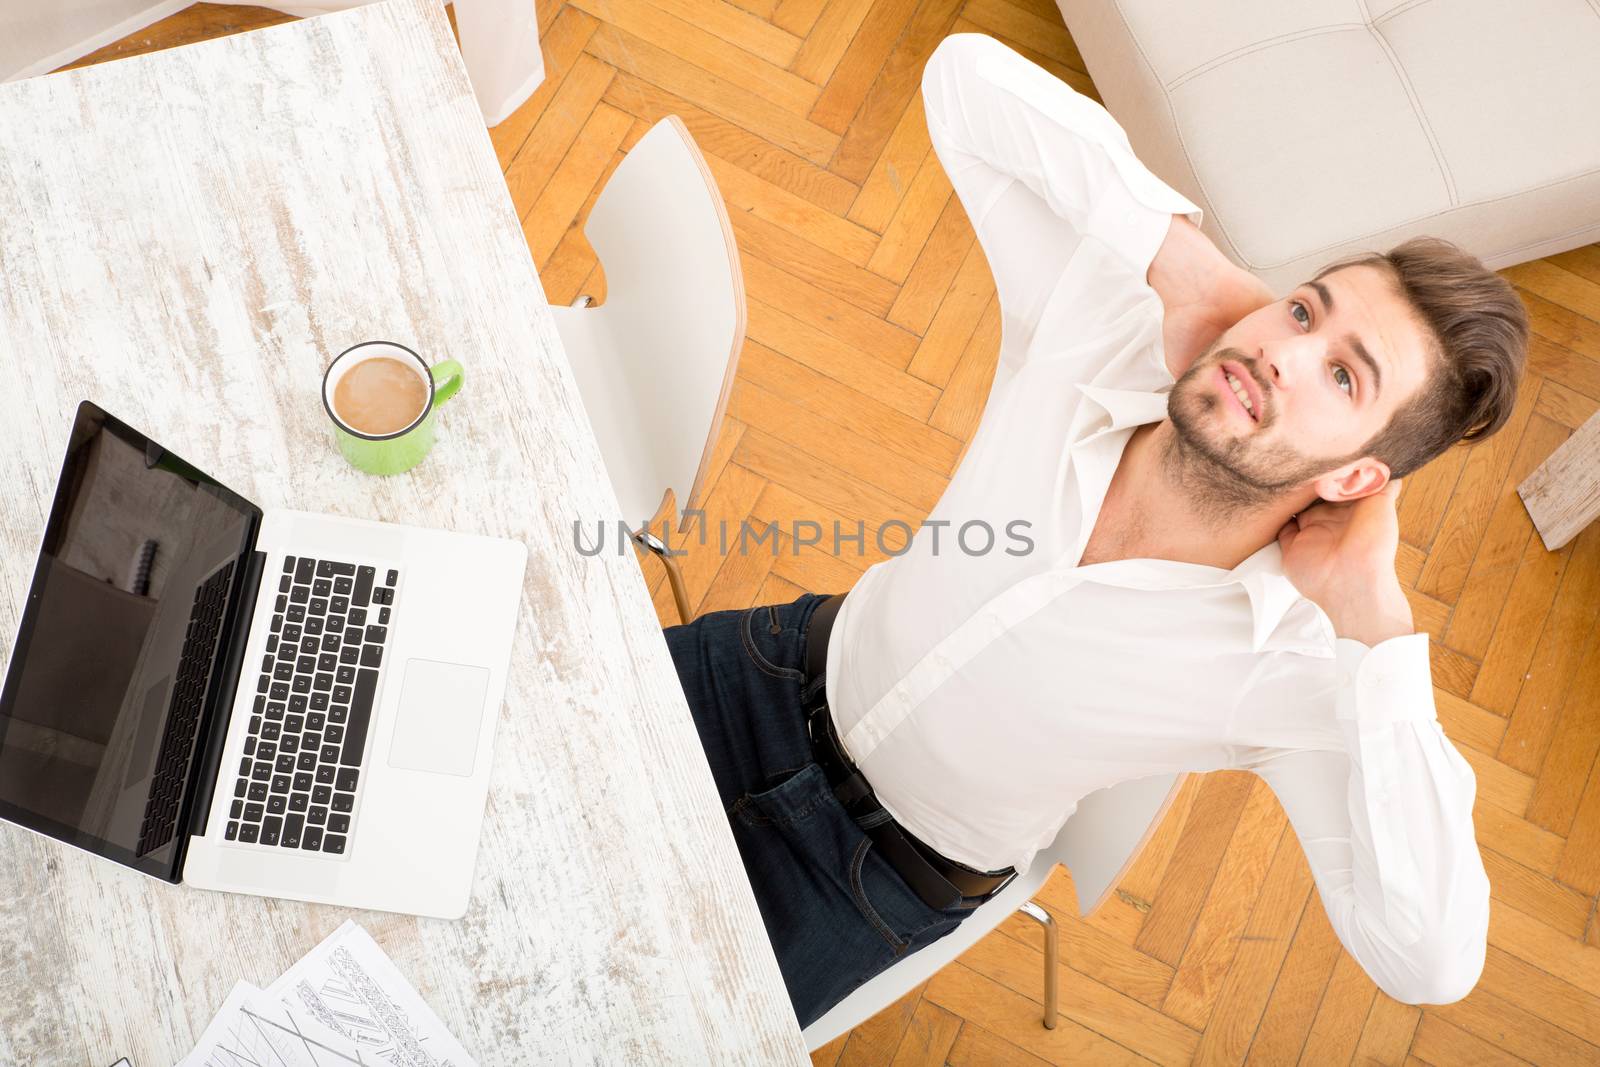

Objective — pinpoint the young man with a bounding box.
[666,32,1528,1028]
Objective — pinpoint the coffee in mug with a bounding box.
[331,356,429,435]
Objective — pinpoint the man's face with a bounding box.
[1166,263,1435,503]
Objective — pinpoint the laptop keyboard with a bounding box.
[225,554,398,855]
[136,561,236,858]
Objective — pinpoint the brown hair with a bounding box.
[1312,236,1528,481]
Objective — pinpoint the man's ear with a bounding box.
[1310,460,1390,504]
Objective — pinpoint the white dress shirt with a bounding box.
[823,33,1490,1004]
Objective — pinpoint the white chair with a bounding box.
[548,115,746,624]
[802,772,1185,1050]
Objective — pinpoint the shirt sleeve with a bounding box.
[920,33,1202,366]
[1232,632,1491,1005]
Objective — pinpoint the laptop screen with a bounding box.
[0,402,259,880]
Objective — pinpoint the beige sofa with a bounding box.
[1053,0,1600,294]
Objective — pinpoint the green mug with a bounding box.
[322,340,463,475]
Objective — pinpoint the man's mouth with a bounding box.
[1220,364,1260,422]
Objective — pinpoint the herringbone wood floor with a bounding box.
[74,3,1600,1063]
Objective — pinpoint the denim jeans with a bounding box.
[663,592,978,1029]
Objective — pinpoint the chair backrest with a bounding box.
[1051,771,1184,916]
[548,115,745,530]
[800,772,1185,1050]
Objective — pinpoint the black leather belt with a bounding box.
[801,593,1016,909]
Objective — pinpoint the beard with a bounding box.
[1164,346,1357,525]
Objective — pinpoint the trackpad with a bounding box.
[387,659,490,777]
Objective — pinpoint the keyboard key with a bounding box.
[244,802,264,822]
[336,664,356,684]
[304,732,322,750]
[295,558,314,584]
[286,605,305,624]
[266,702,285,720]
[248,782,268,802]
[225,821,239,841]
[386,568,398,586]
[326,619,345,639]
[301,635,320,655]
[291,675,311,694]
[302,826,323,851]
[312,579,331,597]
[312,785,333,804]
[318,653,337,673]
[297,752,317,771]
[332,685,351,704]
[290,585,309,604]
[322,835,346,855]
[330,705,348,725]
[335,767,359,792]
[321,744,341,764]
[293,771,314,791]
[255,742,275,762]
[289,792,309,813]
[324,724,344,744]
[308,805,328,825]
[340,645,360,665]
[315,765,337,785]
[260,654,273,674]
[283,556,297,574]
[266,634,278,655]
[251,762,272,781]
[240,756,252,776]
[316,560,335,578]
[329,595,350,615]
[279,575,291,593]
[307,712,326,732]
[379,607,390,625]
[234,778,248,798]
[271,774,291,794]
[342,669,378,765]
[328,813,350,834]
[365,624,387,645]
[281,733,300,754]
[261,816,282,847]
[230,799,244,819]
[283,817,304,850]
[310,598,328,616]
[266,794,286,816]
[359,644,382,668]
[326,560,356,576]
[296,655,315,674]
[270,683,290,700]
[331,792,354,813]
[289,695,308,714]
[243,736,256,756]
[310,691,329,712]
[276,594,288,612]
[348,607,367,627]
[239,823,260,844]
[354,566,374,604]
[282,623,301,642]
[273,662,293,681]
[258,674,271,693]
[314,673,333,692]
[262,722,281,741]
[333,576,353,595]
[275,754,296,774]
[248,714,262,735]
[305,617,324,636]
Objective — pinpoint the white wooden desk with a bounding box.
[0,1,807,1062]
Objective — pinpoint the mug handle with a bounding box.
[431,359,464,406]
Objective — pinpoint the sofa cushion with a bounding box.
[1055,0,1600,292]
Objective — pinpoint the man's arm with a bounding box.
[921,34,1203,368]
[1236,672,1489,1004]
[1147,215,1278,380]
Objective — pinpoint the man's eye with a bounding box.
[1333,364,1353,396]
[1291,300,1311,328]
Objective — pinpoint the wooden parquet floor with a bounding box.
[73,3,1600,1063]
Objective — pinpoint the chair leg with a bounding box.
[633,528,692,624]
[1017,900,1058,1030]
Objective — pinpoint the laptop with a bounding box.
[0,401,527,919]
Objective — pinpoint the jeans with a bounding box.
[663,592,978,1029]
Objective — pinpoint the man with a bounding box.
[665,32,1527,1029]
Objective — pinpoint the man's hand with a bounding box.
[1147,216,1277,379]
[1276,480,1416,647]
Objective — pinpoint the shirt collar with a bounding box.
[1069,380,1333,656]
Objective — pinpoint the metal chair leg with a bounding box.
[1017,900,1058,1030]
[634,528,692,624]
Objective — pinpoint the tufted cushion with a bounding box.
[1053,0,1600,293]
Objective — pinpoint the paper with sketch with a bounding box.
[263,919,478,1067]
[178,979,363,1067]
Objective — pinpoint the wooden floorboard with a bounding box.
[69,3,1600,1062]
